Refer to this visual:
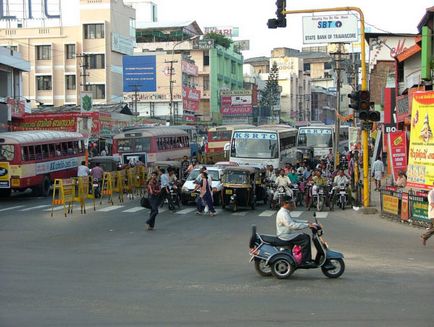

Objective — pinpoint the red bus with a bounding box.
[0,131,85,197]
[112,127,190,164]
[206,125,254,161]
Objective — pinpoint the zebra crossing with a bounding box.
[0,201,329,219]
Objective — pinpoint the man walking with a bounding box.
[421,184,434,246]
[372,156,384,191]
[146,171,161,231]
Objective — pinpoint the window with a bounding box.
[85,84,105,99]
[231,61,236,74]
[303,63,311,71]
[36,45,51,60]
[65,75,76,90]
[324,62,332,70]
[36,76,52,90]
[203,52,209,66]
[65,44,75,59]
[84,24,104,39]
[85,54,105,69]
[203,76,209,91]
[129,18,136,37]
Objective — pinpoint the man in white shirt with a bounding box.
[372,156,384,191]
[77,161,90,177]
[276,197,315,265]
[421,185,434,246]
[273,169,293,201]
[332,169,351,206]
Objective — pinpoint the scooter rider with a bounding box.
[274,169,293,201]
[276,197,316,265]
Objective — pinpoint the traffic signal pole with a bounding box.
[282,6,370,207]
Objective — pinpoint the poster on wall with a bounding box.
[407,91,434,189]
[387,131,408,183]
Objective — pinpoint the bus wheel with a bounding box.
[35,176,51,197]
[0,188,11,197]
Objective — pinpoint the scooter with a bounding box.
[248,215,345,279]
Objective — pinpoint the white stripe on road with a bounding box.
[97,205,124,212]
[290,211,303,218]
[122,207,146,213]
[176,208,196,215]
[315,211,328,219]
[0,205,25,212]
[232,211,247,216]
[44,206,66,212]
[20,205,51,211]
[259,210,276,217]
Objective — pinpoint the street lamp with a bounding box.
[168,35,200,125]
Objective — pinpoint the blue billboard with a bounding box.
[122,55,157,92]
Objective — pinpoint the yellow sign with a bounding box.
[407,91,434,189]
[0,162,10,188]
[382,194,399,215]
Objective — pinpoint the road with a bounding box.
[1,193,434,326]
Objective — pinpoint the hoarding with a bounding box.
[407,91,434,189]
[182,87,201,112]
[123,55,157,92]
[302,14,358,44]
[181,61,198,76]
[387,131,408,183]
[220,90,252,116]
[112,32,134,56]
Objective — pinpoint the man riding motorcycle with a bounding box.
[332,169,351,205]
[273,169,293,202]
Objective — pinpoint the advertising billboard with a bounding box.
[123,55,157,92]
[220,90,253,116]
[387,131,408,183]
[407,91,434,189]
[302,14,358,44]
[182,87,201,112]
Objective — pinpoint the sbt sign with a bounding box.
[302,14,358,44]
[0,0,60,20]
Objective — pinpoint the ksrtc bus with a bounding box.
[207,125,254,162]
[296,125,334,160]
[112,128,190,164]
[229,126,298,168]
[0,131,85,196]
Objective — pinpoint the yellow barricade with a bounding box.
[51,178,75,217]
[72,176,89,214]
[101,172,114,205]
[86,176,97,211]
[135,165,147,196]
[126,167,136,199]
[113,170,125,203]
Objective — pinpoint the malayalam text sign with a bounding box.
[387,131,408,183]
[122,56,157,92]
[302,14,358,44]
[382,194,399,215]
[407,91,434,189]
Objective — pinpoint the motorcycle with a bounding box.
[308,184,325,212]
[335,184,348,210]
[290,183,303,207]
[93,178,101,199]
[167,182,181,211]
[248,216,345,279]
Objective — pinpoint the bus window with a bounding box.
[21,147,28,161]
[79,140,84,153]
[136,137,150,152]
[28,146,36,160]
[41,144,49,159]
[49,144,55,157]
[35,145,42,160]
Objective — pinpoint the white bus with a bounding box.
[228,126,298,168]
[296,125,334,160]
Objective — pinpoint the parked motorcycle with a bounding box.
[248,216,345,279]
[93,178,101,199]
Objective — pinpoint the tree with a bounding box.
[260,61,280,121]
[205,32,233,49]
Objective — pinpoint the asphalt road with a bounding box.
[1,194,434,326]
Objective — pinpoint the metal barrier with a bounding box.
[126,167,136,199]
[101,172,114,205]
[134,165,146,196]
[51,178,75,217]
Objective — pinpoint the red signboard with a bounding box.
[387,131,407,182]
[181,61,198,77]
[182,87,201,112]
[220,95,253,116]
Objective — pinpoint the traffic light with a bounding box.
[267,0,286,29]
[358,90,370,120]
[348,91,359,111]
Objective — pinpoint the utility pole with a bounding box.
[166,59,178,125]
[129,84,141,116]
[76,53,89,92]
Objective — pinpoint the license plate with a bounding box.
[225,189,233,195]
[340,191,346,195]
[191,192,197,197]
[11,179,20,187]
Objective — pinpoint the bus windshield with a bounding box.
[297,128,333,148]
[0,144,15,161]
[117,137,151,153]
[231,131,278,159]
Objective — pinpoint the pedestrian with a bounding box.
[372,156,385,191]
[194,171,216,216]
[421,183,434,246]
[77,160,90,177]
[146,171,161,231]
[396,171,407,189]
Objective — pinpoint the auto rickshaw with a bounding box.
[221,166,257,212]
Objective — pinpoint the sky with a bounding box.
[152,0,434,58]
[53,0,434,58]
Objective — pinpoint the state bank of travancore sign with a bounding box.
[0,0,60,20]
[302,14,358,44]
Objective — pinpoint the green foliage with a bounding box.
[260,61,280,109]
[205,32,233,49]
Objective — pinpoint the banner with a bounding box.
[220,91,253,116]
[182,87,201,112]
[382,194,399,215]
[407,91,434,189]
[387,131,408,182]
[401,193,409,221]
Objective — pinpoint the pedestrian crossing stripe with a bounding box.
[176,208,196,215]
[97,205,124,212]
[232,211,248,216]
[0,205,25,212]
[44,206,65,212]
[315,212,328,219]
[123,207,146,213]
[259,210,276,217]
[20,205,51,211]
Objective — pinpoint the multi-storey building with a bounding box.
[0,0,136,108]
